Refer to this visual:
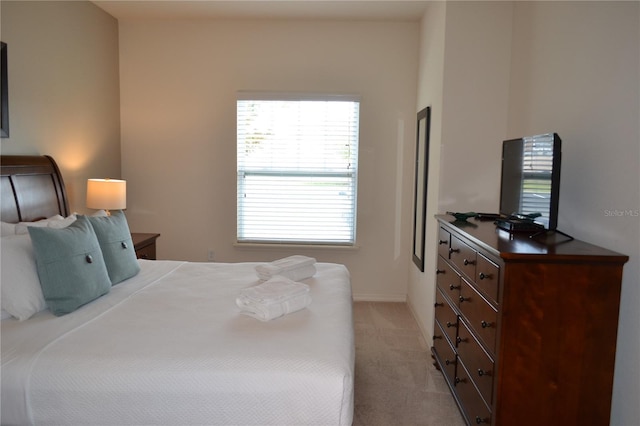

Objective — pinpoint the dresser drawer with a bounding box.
[457,319,494,407]
[435,286,458,344]
[437,227,451,259]
[455,358,492,425]
[433,321,457,386]
[450,235,477,281]
[459,277,498,354]
[476,253,500,305]
[436,256,461,307]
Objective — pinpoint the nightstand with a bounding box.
[131,233,160,260]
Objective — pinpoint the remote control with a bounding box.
[475,213,502,220]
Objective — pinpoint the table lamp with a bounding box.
[87,178,126,216]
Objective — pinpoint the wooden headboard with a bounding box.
[1,155,70,223]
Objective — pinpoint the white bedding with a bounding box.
[1,260,354,425]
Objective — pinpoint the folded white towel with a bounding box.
[236,276,311,321]
[255,255,317,282]
[239,277,309,303]
[237,292,312,322]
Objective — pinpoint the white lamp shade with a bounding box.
[87,179,127,210]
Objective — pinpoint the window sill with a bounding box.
[234,242,360,251]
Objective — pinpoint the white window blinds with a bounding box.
[237,93,360,245]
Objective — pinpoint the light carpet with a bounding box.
[353,302,466,426]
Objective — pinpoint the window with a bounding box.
[237,93,360,245]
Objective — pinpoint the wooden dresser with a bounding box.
[431,215,628,426]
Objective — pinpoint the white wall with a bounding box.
[409,0,446,349]
[438,1,513,213]
[411,2,639,424]
[119,19,419,300]
[0,1,121,212]
[410,0,514,349]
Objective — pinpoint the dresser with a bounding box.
[431,215,628,426]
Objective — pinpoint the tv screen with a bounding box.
[499,133,562,230]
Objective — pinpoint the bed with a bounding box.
[1,155,355,425]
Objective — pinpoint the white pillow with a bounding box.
[47,214,78,229]
[44,211,107,230]
[8,211,107,235]
[14,215,65,235]
[0,234,47,320]
[1,221,16,237]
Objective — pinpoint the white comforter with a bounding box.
[1,260,354,425]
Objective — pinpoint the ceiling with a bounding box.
[91,0,430,21]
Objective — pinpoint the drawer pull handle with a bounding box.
[439,239,448,245]
[463,258,476,266]
[477,368,491,377]
[446,321,457,328]
[459,296,468,303]
[454,377,466,384]
[433,334,443,340]
[480,320,494,329]
[475,416,489,424]
[445,358,456,366]
[436,269,445,274]
[479,272,492,280]
[449,284,461,291]
[456,336,467,344]
[434,302,444,308]
[449,248,460,254]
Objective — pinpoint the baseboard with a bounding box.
[352,293,407,302]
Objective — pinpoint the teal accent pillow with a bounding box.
[28,216,111,316]
[86,210,140,285]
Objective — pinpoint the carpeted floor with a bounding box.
[352,302,466,426]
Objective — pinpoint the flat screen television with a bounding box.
[499,132,562,231]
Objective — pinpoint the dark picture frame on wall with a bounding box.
[412,106,430,271]
[1,42,8,138]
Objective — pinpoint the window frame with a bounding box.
[236,92,360,246]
